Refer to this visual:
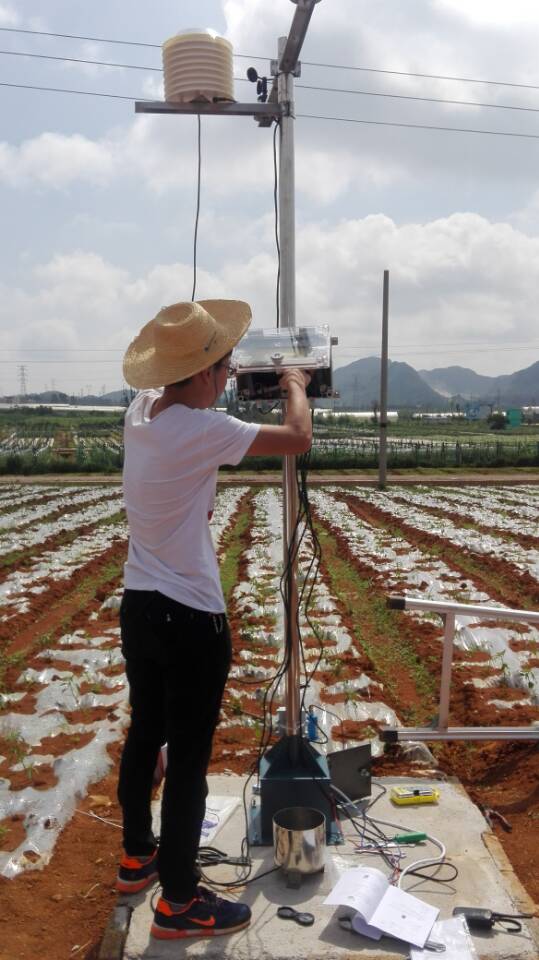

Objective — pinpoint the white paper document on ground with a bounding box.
[200,797,240,844]
[324,866,438,948]
[410,916,479,959]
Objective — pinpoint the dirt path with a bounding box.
[1,469,539,486]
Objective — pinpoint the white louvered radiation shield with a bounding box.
[162,29,235,103]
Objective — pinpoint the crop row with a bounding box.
[1,481,537,878]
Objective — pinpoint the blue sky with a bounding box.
[1,0,539,394]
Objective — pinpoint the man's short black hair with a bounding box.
[167,353,231,390]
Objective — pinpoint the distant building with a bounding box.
[0,402,125,413]
[412,412,465,421]
[506,407,523,428]
[464,402,492,420]
[314,410,399,421]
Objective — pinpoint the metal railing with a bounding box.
[380,595,539,742]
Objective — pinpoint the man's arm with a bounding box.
[246,369,312,456]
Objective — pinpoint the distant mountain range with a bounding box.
[2,359,538,410]
[0,389,129,407]
[332,358,539,409]
[417,363,539,406]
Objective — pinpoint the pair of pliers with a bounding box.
[277,905,315,927]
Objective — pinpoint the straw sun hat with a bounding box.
[123,299,252,389]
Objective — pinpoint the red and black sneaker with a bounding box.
[151,886,251,939]
[116,849,159,894]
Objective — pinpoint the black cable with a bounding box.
[404,862,459,883]
[273,121,280,328]
[366,780,387,811]
[191,114,202,302]
[310,702,346,742]
[344,808,402,873]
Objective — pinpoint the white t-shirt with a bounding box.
[123,390,260,613]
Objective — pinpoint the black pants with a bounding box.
[118,589,232,902]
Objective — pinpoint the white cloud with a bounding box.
[0,4,18,26]
[3,0,539,203]
[0,132,115,188]
[57,41,128,79]
[436,0,539,26]
[292,213,539,371]
[1,0,539,394]
[0,114,405,200]
[1,211,538,394]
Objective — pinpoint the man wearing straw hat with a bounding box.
[116,300,311,940]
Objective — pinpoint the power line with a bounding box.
[362,345,539,356]
[298,112,539,140]
[2,80,538,141]
[0,79,150,102]
[0,359,121,364]
[2,25,539,92]
[296,83,539,115]
[1,347,124,352]
[4,49,539,116]
[0,26,164,50]
[4,338,538,354]
[337,341,539,352]
[0,48,161,72]
[300,61,539,94]
[3,345,537,363]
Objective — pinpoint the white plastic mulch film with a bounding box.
[0,484,244,876]
[0,480,537,876]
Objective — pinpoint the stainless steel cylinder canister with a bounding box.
[273,806,326,876]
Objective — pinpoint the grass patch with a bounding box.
[219,491,255,605]
[315,521,437,726]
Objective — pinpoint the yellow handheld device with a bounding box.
[390,786,440,806]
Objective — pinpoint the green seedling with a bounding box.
[4,730,27,765]
[519,667,537,692]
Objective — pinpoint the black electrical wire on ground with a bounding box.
[191,114,202,301]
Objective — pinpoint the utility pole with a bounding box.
[378,270,389,488]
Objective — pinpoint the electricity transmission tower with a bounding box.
[18,365,28,399]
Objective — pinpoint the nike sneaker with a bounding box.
[116,848,159,894]
[151,886,251,939]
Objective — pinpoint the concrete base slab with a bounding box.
[122,775,538,960]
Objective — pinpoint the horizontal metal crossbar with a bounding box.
[135,100,282,118]
[388,594,539,624]
[381,726,539,742]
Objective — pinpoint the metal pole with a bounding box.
[277,35,301,740]
[278,38,296,328]
[438,612,455,730]
[378,269,389,489]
